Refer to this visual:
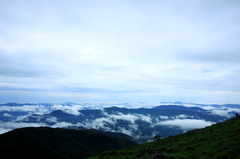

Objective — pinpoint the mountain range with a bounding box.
[1,102,240,143]
[16,105,230,143]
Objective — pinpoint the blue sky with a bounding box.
[0,0,240,103]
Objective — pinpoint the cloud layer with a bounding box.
[154,119,214,129]
[0,0,240,103]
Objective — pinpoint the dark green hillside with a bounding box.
[0,127,136,159]
[87,116,240,159]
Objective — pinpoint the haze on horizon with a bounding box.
[0,0,240,103]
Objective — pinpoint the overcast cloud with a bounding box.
[0,0,240,103]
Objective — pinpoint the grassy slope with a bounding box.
[0,127,136,159]
[87,116,240,159]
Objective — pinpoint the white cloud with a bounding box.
[201,106,217,110]
[211,107,240,117]
[51,122,73,128]
[52,105,82,116]
[88,117,116,130]
[116,127,132,136]
[137,114,152,123]
[46,117,58,123]
[0,121,47,132]
[175,114,188,119]
[153,119,215,129]
[49,110,153,135]
[73,117,116,131]
[0,105,50,114]
[3,113,12,117]
[113,123,139,136]
[159,116,169,120]
[16,115,29,121]
[102,111,153,124]
[103,112,138,124]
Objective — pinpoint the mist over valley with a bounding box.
[1,102,239,143]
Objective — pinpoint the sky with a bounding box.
[0,0,240,103]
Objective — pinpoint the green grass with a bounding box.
[86,116,240,159]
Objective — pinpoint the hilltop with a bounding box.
[87,116,240,159]
[0,127,136,159]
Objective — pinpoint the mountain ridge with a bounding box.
[0,127,136,159]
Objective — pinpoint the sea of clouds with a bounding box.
[0,102,239,136]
